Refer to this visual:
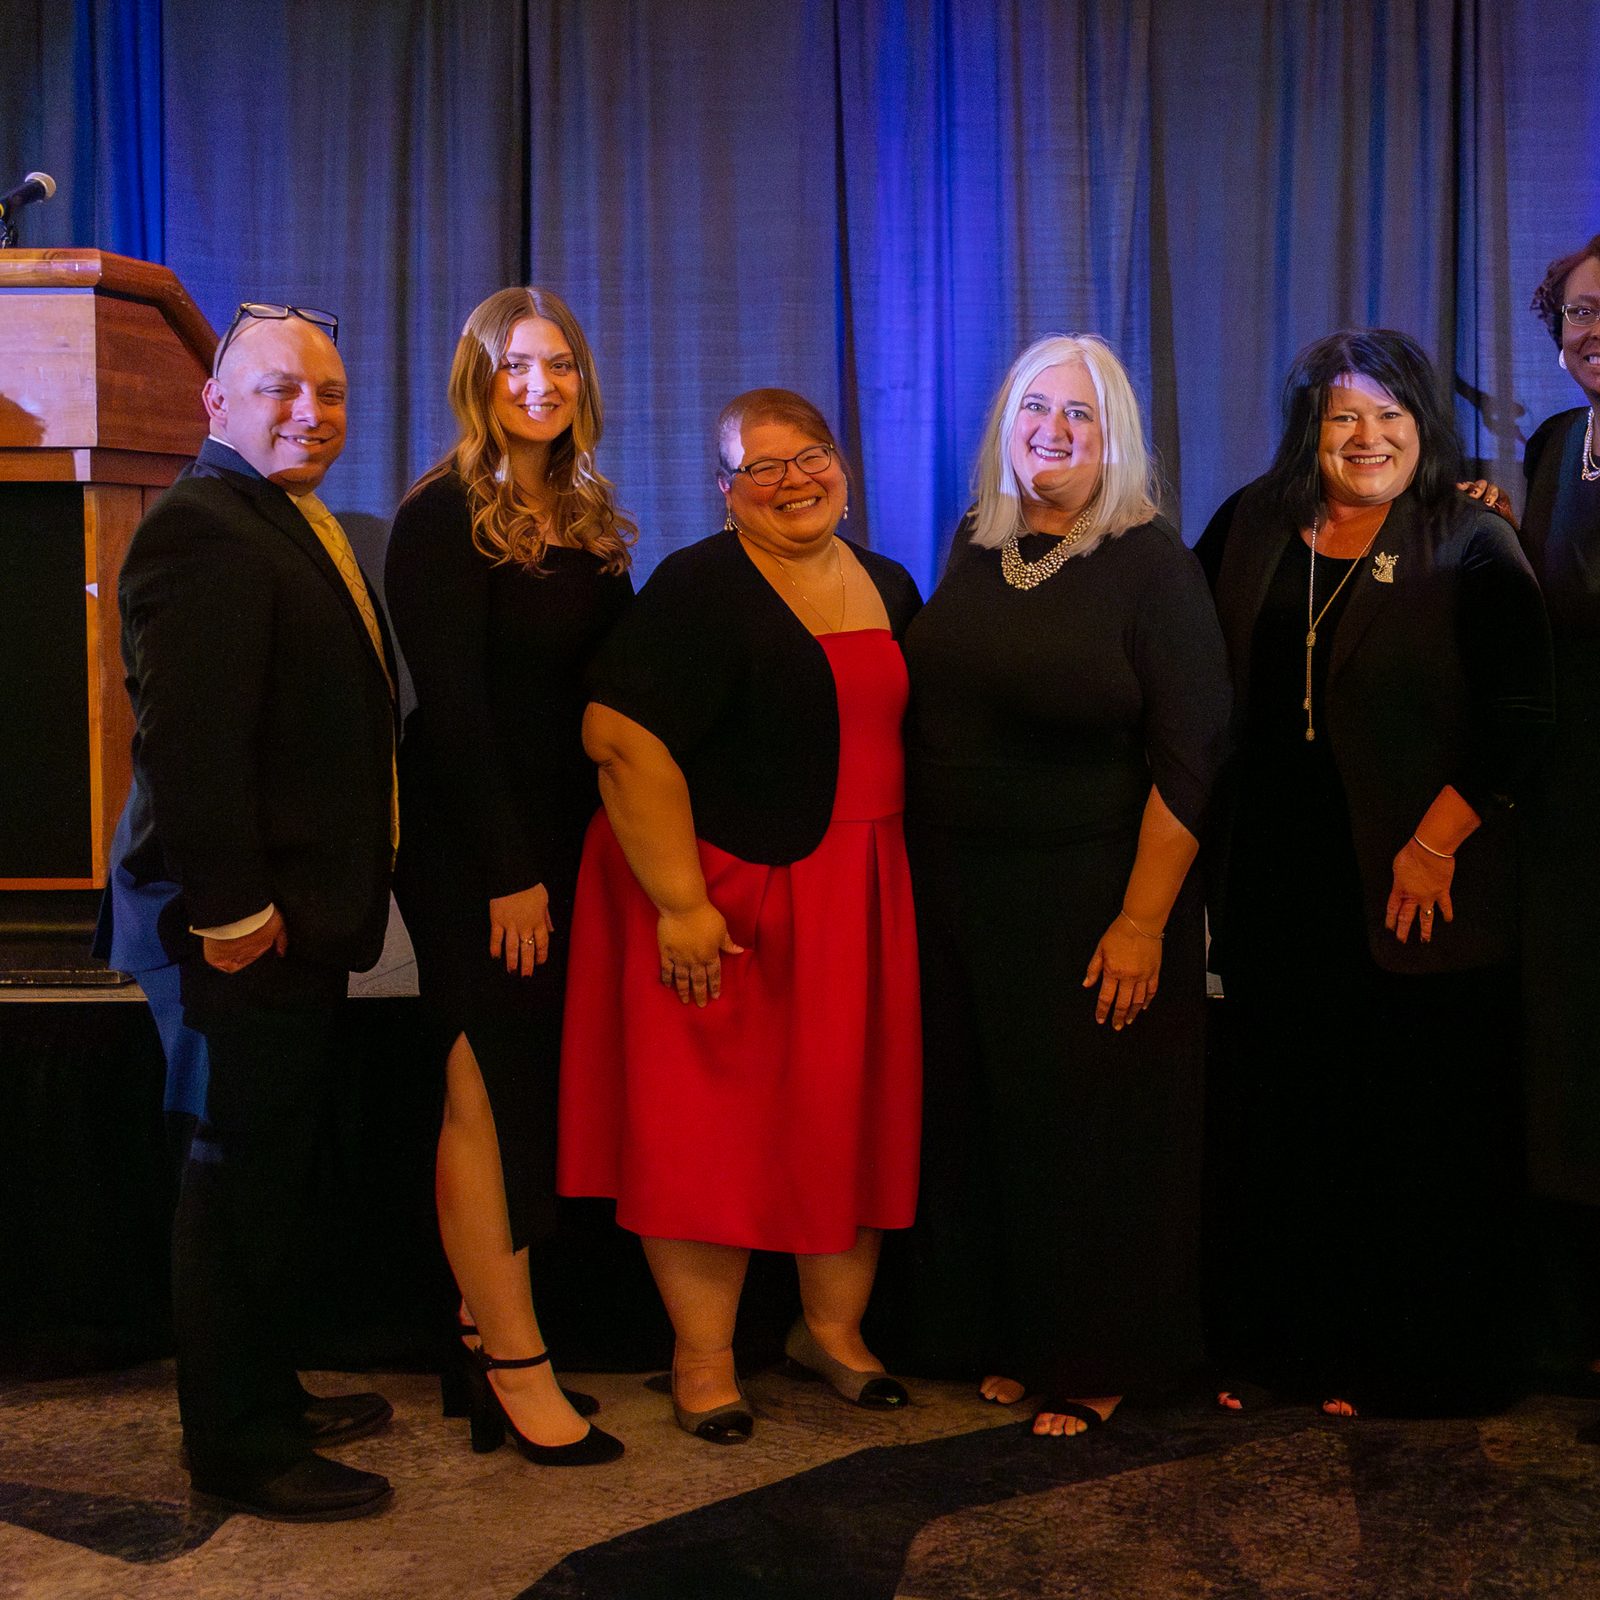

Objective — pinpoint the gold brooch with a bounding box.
[1371,551,1398,584]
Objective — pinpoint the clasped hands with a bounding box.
[1385,838,1454,944]
[657,900,744,1007]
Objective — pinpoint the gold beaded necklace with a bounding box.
[998,506,1095,590]
[1303,509,1383,743]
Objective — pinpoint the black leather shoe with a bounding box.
[189,1453,394,1522]
[295,1391,394,1447]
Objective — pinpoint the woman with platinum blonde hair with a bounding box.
[902,332,1229,1438]
[968,333,1160,555]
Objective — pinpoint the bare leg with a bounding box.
[437,1034,586,1446]
[641,1236,749,1412]
[793,1227,886,1371]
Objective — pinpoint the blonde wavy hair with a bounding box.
[410,286,634,573]
[969,333,1159,556]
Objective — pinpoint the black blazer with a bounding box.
[589,528,922,865]
[115,439,398,971]
[1201,482,1553,974]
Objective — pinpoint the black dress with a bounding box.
[1201,496,1551,1414]
[902,518,1230,1400]
[1519,409,1600,1209]
[384,473,633,1249]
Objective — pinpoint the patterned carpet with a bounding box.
[4,1363,1598,1600]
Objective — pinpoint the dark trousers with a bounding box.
[174,952,347,1473]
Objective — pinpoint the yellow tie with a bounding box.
[294,492,401,855]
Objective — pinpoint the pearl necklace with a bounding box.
[998,506,1095,590]
[1582,409,1599,484]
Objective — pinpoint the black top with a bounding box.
[587,527,921,865]
[384,472,634,898]
[904,516,1230,841]
[1199,481,1554,973]
[1522,407,1600,635]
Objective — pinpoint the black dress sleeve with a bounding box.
[1129,529,1232,837]
[585,545,745,762]
[385,474,543,897]
[1451,509,1555,816]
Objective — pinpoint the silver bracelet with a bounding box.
[1118,909,1164,941]
[1411,832,1454,860]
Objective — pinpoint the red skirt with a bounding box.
[558,629,921,1253]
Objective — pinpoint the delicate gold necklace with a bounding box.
[772,539,847,632]
[1303,509,1383,742]
[1582,409,1599,484]
[999,506,1095,590]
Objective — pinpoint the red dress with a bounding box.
[558,629,921,1253]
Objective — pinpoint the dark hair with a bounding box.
[1531,234,1600,345]
[715,388,843,479]
[1260,328,1463,532]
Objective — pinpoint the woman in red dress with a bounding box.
[559,389,922,1442]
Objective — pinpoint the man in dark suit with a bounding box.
[116,304,399,1520]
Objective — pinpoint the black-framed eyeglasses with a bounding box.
[728,443,836,488]
[212,302,340,376]
[1560,301,1599,330]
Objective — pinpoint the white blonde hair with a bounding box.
[969,333,1159,554]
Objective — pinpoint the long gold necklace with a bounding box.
[772,539,847,632]
[1303,509,1382,742]
[1582,409,1599,484]
[999,506,1095,590]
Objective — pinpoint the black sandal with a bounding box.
[1031,1398,1108,1433]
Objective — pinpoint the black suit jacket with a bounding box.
[1200,482,1553,974]
[116,439,397,972]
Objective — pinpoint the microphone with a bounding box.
[0,172,57,222]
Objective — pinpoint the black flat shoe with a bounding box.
[468,1348,623,1466]
[295,1390,394,1447]
[783,1318,909,1410]
[444,1324,598,1419]
[671,1377,754,1445]
[189,1452,393,1522]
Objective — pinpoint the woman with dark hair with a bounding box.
[1519,238,1600,1395]
[559,388,922,1444]
[385,286,634,1466]
[1199,328,1553,1418]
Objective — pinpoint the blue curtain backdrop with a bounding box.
[4,0,1598,592]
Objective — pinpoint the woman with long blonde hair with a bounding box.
[385,286,634,1466]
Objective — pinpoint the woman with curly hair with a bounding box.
[385,286,635,1466]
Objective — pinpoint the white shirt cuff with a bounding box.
[191,904,276,940]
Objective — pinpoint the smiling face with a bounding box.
[491,316,580,455]
[721,419,847,557]
[1560,255,1600,409]
[203,317,347,490]
[1316,373,1420,508]
[1007,362,1103,518]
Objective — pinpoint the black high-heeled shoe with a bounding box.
[466,1348,623,1466]
[442,1322,598,1419]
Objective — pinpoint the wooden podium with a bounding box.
[0,250,215,891]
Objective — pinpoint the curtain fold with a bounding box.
[4,0,1596,578]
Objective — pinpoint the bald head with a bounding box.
[203,315,348,491]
